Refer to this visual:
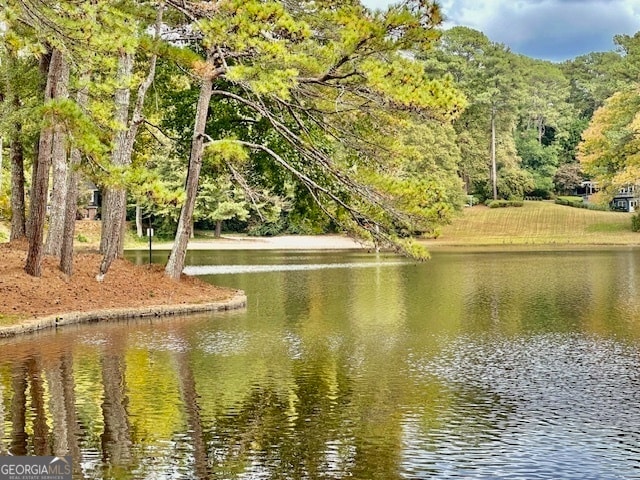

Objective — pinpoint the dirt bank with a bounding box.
[0,240,243,333]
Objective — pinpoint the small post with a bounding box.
[147,215,154,265]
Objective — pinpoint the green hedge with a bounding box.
[486,200,524,208]
[555,197,609,211]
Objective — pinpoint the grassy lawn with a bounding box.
[428,200,639,246]
[3,202,639,250]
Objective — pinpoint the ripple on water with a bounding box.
[404,333,640,479]
[133,332,189,353]
[198,331,251,356]
[183,261,409,275]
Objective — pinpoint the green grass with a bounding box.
[428,200,637,246]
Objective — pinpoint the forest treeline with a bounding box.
[0,0,638,280]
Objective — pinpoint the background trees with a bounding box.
[577,32,640,202]
[161,0,467,278]
[1,0,639,280]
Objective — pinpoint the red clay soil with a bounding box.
[0,240,235,320]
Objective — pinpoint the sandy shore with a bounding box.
[131,234,372,251]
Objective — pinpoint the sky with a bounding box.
[361,0,640,62]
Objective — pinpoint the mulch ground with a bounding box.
[0,240,235,320]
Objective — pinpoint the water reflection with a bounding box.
[1,249,640,478]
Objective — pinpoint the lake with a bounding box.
[1,248,640,479]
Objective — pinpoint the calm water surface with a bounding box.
[2,248,640,479]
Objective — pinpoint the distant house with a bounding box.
[574,180,599,198]
[82,182,101,220]
[573,180,639,212]
[611,185,639,212]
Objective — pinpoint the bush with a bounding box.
[465,195,479,206]
[486,200,524,208]
[555,197,610,212]
[632,214,640,232]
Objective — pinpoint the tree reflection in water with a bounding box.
[2,250,640,479]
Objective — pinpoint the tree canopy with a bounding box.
[1,0,640,279]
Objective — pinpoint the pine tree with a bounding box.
[163,0,464,279]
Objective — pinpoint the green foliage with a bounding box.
[425,27,531,200]
[555,197,583,207]
[204,140,249,167]
[0,165,9,221]
[613,32,640,84]
[485,200,524,208]
[562,52,626,118]
[555,197,609,211]
[9,0,632,259]
[516,131,561,196]
[144,0,467,254]
[40,98,108,162]
[195,176,250,225]
[496,167,535,200]
[632,213,640,232]
[578,87,640,197]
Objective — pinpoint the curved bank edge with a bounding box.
[0,291,247,339]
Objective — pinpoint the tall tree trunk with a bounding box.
[44,58,71,257]
[490,107,497,201]
[9,126,26,241]
[135,203,143,237]
[59,150,81,276]
[215,220,222,238]
[25,49,66,277]
[5,55,27,241]
[537,114,544,144]
[26,48,53,242]
[100,51,133,257]
[60,77,90,276]
[165,53,214,280]
[98,5,163,278]
[27,136,38,241]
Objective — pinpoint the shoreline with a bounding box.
[126,233,640,253]
[3,228,639,339]
[126,234,373,251]
[0,291,247,339]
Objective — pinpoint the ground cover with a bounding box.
[427,200,637,246]
[0,237,237,326]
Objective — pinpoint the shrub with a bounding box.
[555,197,610,211]
[486,200,524,208]
[632,214,640,232]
